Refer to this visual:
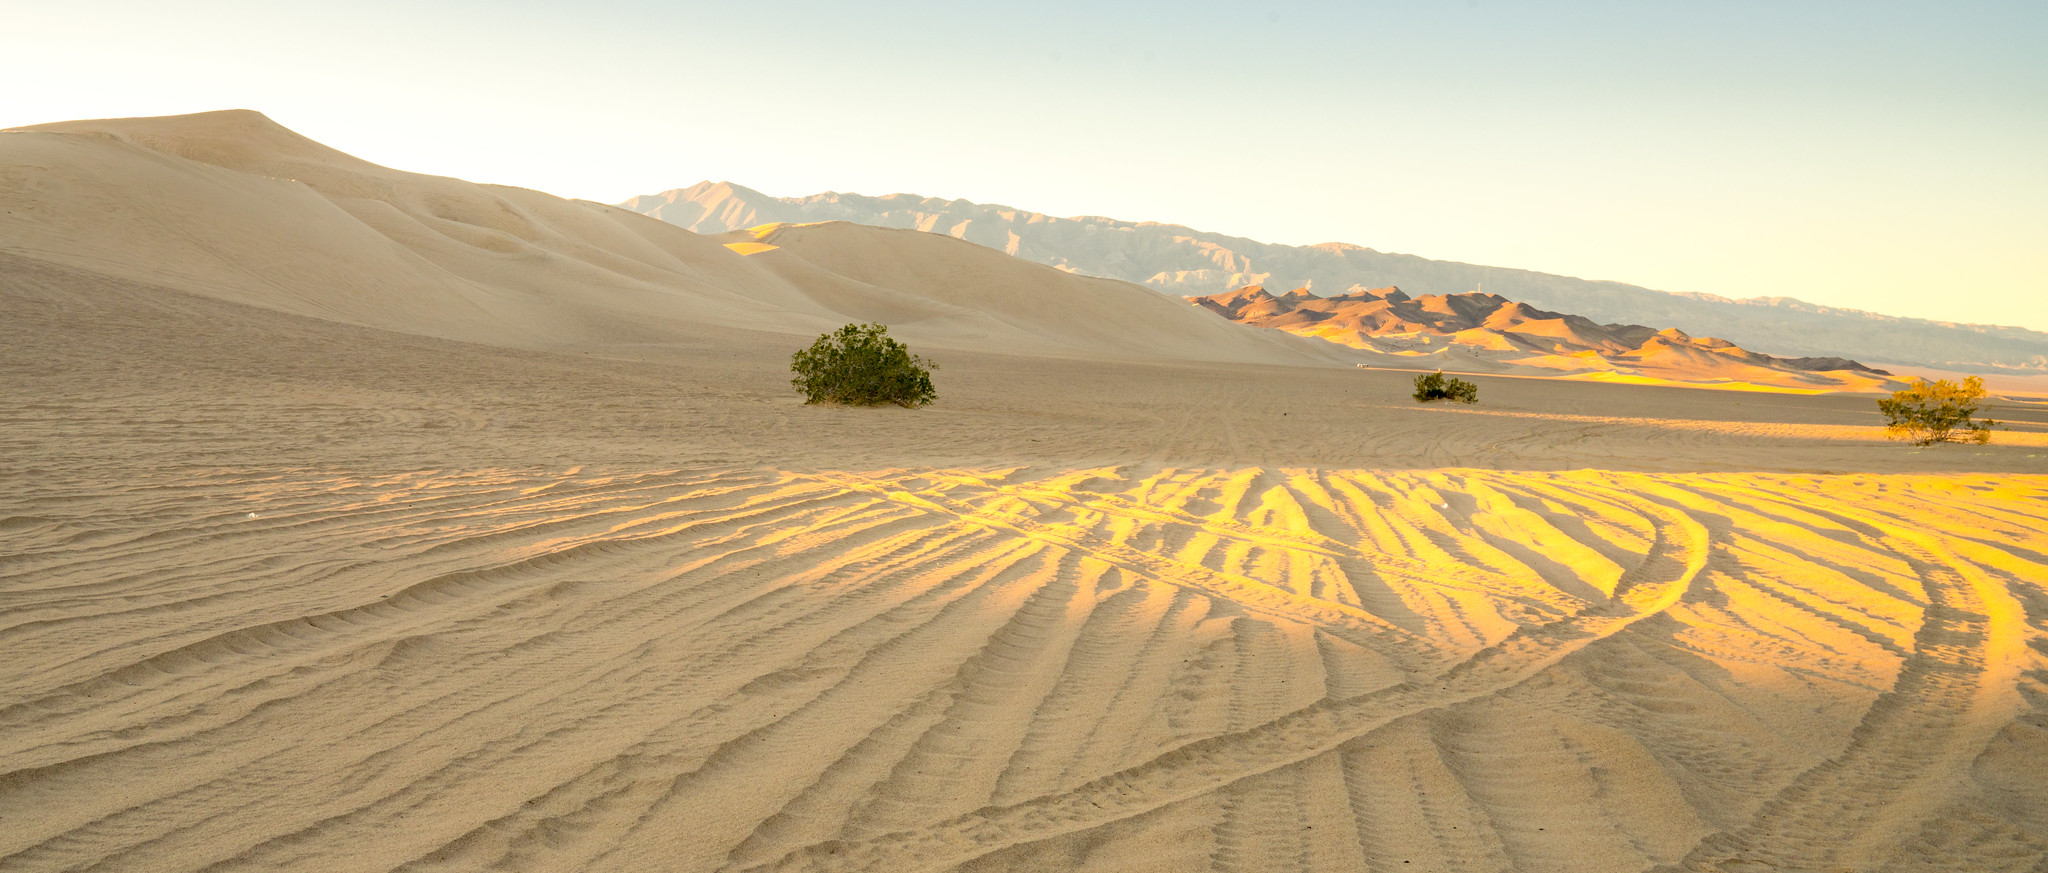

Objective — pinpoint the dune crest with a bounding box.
[0,111,1319,364]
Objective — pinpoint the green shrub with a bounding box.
[790,323,936,408]
[1878,376,1997,445]
[1413,370,1478,404]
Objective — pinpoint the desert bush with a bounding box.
[1413,370,1478,404]
[1878,376,1997,445]
[790,323,936,408]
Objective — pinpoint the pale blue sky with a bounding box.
[8,1,2045,330]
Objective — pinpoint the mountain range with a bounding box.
[1191,285,1895,393]
[0,110,1941,394]
[623,182,2048,373]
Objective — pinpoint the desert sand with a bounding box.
[4,112,2048,873]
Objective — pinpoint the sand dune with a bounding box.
[731,224,1340,364]
[5,111,2048,873]
[0,111,1318,364]
[1,111,815,345]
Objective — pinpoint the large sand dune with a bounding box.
[0,111,1316,364]
[5,112,2048,872]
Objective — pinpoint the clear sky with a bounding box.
[9,1,2045,330]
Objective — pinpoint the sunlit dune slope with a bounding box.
[0,111,1322,364]
[1192,284,1901,393]
[5,465,2045,872]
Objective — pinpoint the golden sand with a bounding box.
[4,112,2047,872]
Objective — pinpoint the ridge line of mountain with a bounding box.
[1187,283,1896,393]
[621,181,2048,372]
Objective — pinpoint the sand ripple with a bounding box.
[3,468,2045,872]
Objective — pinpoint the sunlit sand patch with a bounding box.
[1406,405,2048,447]
[723,241,779,256]
[1570,371,1832,394]
[3,466,2044,872]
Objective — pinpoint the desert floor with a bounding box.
[5,254,2048,872]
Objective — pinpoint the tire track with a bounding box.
[11,467,2043,873]
[732,491,1710,873]
[944,467,1570,613]
[1660,496,2030,872]
[805,471,1438,665]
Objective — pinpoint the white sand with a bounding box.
[4,112,2047,873]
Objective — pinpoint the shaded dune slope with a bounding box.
[729,223,1342,364]
[0,111,1316,364]
[2,111,812,345]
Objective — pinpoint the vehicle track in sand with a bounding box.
[728,487,1709,873]
[1659,486,2036,872]
[6,468,2044,873]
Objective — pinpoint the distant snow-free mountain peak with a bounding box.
[622,182,2048,371]
[1189,284,1897,392]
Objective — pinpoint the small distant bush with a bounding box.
[790,323,936,408]
[1414,370,1478,404]
[1878,376,1997,445]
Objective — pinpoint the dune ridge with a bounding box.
[0,111,1319,365]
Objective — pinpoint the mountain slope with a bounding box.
[623,183,2048,372]
[1192,285,1899,393]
